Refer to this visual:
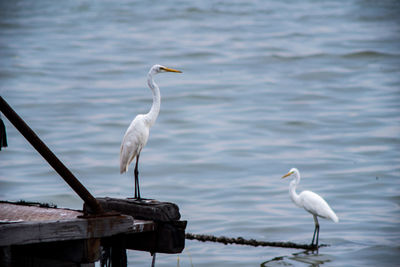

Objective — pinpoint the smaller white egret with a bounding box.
[120,64,182,199]
[282,168,339,247]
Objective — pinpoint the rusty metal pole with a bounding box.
[0,96,103,214]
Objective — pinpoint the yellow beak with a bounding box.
[282,171,294,179]
[161,67,182,73]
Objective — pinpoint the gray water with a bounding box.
[1,0,399,266]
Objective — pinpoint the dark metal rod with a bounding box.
[0,96,103,214]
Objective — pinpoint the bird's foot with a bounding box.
[127,196,152,202]
[309,242,319,251]
[127,196,143,201]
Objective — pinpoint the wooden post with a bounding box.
[125,221,187,254]
[85,197,187,254]
[101,235,127,267]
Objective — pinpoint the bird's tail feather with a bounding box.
[330,211,339,223]
[120,162,128,174]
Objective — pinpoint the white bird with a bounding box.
[120,64,182,199]
[282,168,339,247]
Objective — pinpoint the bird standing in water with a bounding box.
[120,65,182,199]
[282,168,339,247]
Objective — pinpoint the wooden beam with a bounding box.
[85,197,181,222]
[0,215,155,246]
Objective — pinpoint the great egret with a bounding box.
[120,64,182,199]
[282,168,339,247]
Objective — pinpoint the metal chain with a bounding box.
[185,233,324,250]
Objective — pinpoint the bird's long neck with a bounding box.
[289,174,302,208]
[145,72,161,127]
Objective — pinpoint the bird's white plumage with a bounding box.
[120,114,149,173]
[284,168,339,223]
[119,64,181,198]
[298,190,339,223]
[282,167,338,246]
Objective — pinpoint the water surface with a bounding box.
[1,1,399,266]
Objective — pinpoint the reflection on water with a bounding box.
[261,251,333,267]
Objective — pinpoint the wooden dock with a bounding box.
[0,200,186,266]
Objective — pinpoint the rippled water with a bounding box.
[1,0,400,266]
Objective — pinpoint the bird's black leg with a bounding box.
[134,154,141,200]
[315,224,320,247]
[311,215,319,248]
[151,252,156,267]
[311,224,317,246]
[134,169,137,199]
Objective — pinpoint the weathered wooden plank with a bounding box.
[0,202,81,222]
[84,197,181,222]
[0,215,149,246]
